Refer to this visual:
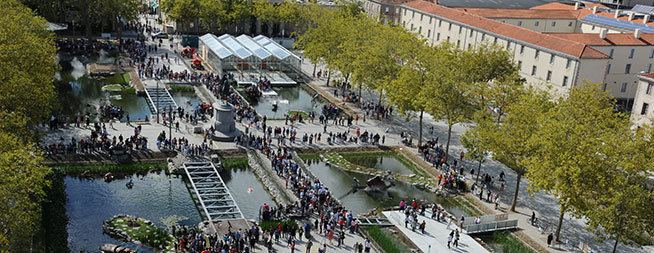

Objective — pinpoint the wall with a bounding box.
[580,23,628,34]
[399,7,588,97]
[495,18,579,33]
[595,45,654,99]
[631,77,654,126]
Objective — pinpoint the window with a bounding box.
[550,54,555,64]
[606,64,611,74]
[469,30,473,37]
[448,23,452,31]
[531,66,537,76]
[592,25,595,30]
[439,20,442,27]
[650,49,654,58]
[457,40,460,47]
[403,21,406,27]
[420,14,423,21]
[518,61,522,70]
[551,21,556,26]
[641,103,650,115]
[410,24,414,31]
[648,63,652,73]
[459,26,462,34]
[518,21,523,26]
[520,45,525,54]
[603,83,608,91]
[609,49,614,57]
[506,41,511,50]
[535,21,540,26]
[447,36,450,42]
[647,83,653,95]
[428,30,431,38]
[563,76,569,87]
[418,26,422,34]
[621,83,627,92]
[566,59,571,69]
[412,11,415,18]
[493,37,498,45]
[535,50,540,59]
[568,21,573,26]
[546,71,552,81]
[437,33,440,41]
[626,64,632,74]
[481,34,485,40]
[629,48,635,59]
[429,17,433,24]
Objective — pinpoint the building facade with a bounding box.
[397,0,654,111]
[631,74,654,126]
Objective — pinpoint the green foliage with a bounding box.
[0,132,52,249]
[260,220,298,232]
[170,85,196,92]
[487,232,535,253]
[364,226,405,253]
[0,0,57,126]
[222,156,249,169]
[110,217,174,249]
[53,162,167,175]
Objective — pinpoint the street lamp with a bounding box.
[156,78,160,123]
[168,104,173,143]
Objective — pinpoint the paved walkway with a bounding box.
[383,211,489,253]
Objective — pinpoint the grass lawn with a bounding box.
[53,162,166,175]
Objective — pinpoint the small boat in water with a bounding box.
[100,243,137,253]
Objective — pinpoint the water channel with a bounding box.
[238,85,326,119]
[56,57,201,123]
[302,158,467,218]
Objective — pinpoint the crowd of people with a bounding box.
[44,123,148,155]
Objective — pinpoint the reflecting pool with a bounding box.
[239,85,326,119]
[219,167,275,220]
[63,173,201,252]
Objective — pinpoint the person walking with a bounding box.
[454,229,460,248]
[447,230,453,249]
[364,239,371,253]
[306,240,313,253]
[547,233,554,247]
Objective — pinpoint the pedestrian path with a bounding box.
[383,211,489,253]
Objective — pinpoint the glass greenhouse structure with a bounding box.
[198,33,302,75]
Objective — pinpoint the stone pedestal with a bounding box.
[212,102,239,141]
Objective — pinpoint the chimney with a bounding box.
[614,10,620,18]
[599,29,608,39]
[593,6,598,13]
[644,15,651,24]
[574,2,581,10]
[635,29,642,39]
[628,12,635,21]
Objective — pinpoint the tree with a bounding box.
[423,44,475,160]
[461,111,494,183]
[386,43,435,147]
[161,0,201,34]
[477,88,554,212]
[0,131,52,250]
[0,0,58,125]
[585,124,654,253]
[525,83,631,241]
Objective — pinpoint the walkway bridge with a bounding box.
[461,213,518,234]
[144,86,178,114]
[357,217,392,227]
[182,161,244,222]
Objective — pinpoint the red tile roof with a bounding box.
[549,33,654,46]
[529,2,575,10]
[402,0,609,59]
[458,8,578,19]
[639,73,654,79]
